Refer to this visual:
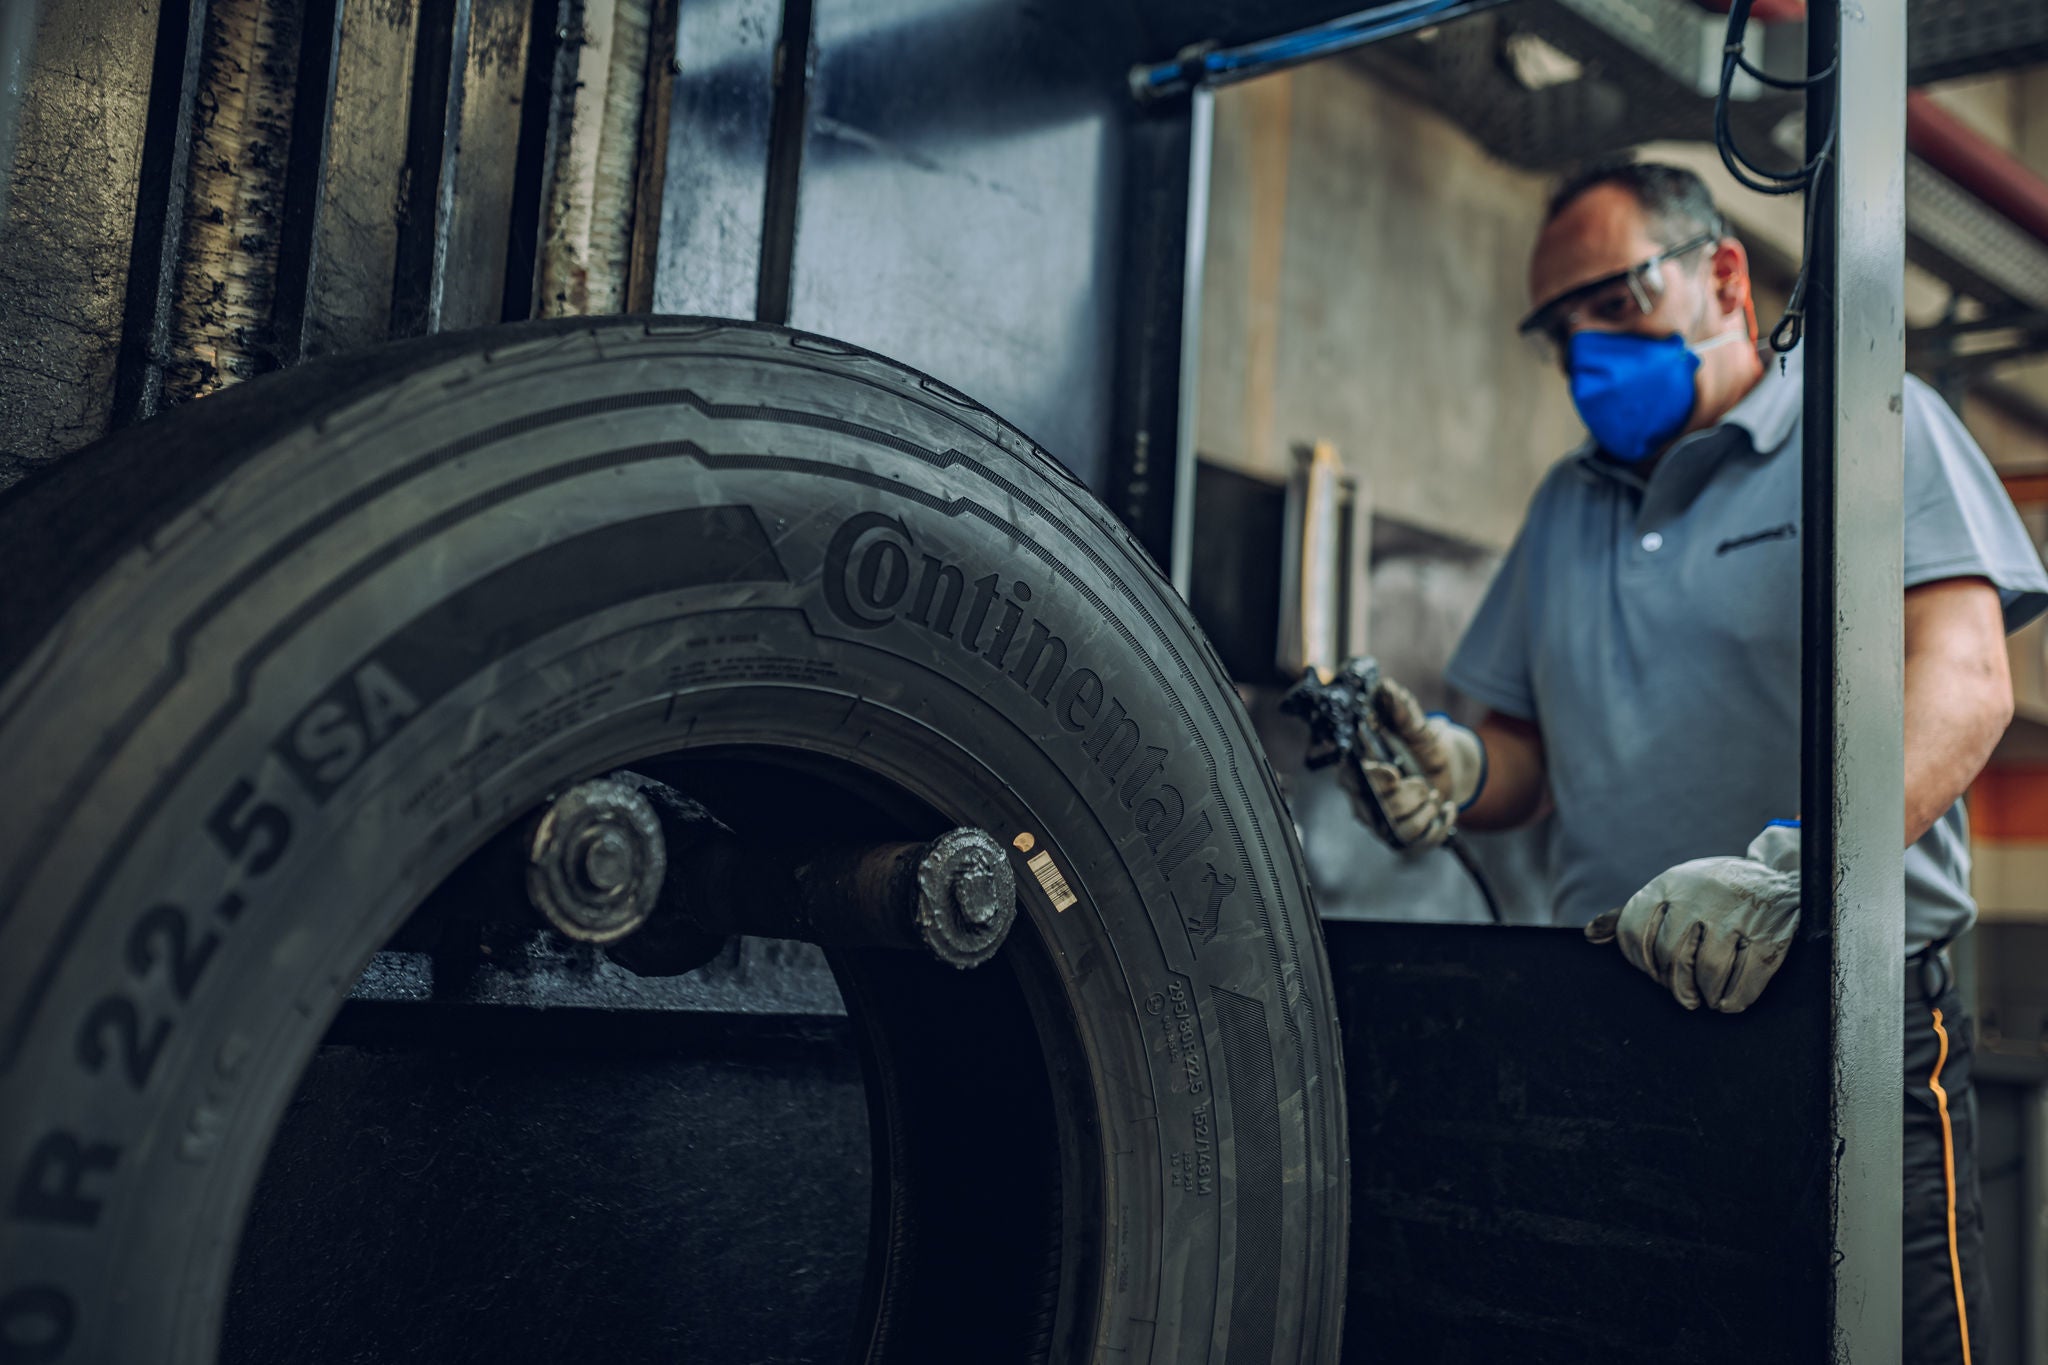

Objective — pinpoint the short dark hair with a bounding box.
[1545,157,1727,248]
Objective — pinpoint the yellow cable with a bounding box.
[1928,1008,1975,1365]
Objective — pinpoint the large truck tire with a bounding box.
[0,318,1347,1363]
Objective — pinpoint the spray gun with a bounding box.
[1279,657,1504,924]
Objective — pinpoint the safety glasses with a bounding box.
[1517,232,1719,366]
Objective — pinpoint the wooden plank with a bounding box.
[537,0,657,316]
[438,0,534,329]
[301,0,419,356]
[164,0,306,404]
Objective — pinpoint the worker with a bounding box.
[1346,159,2048,1364]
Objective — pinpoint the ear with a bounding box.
[1709,238,1752,319]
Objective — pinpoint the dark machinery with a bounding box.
[513,772,1017,971]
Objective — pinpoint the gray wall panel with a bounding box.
[784,0,1141,485]
[651,0,778,319]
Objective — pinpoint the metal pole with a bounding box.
[1107,94,1204,576]
[1805,0,1906,1357]
[1168,87,1213,598]
[1128,0,1522,101]
[0,0,38,223]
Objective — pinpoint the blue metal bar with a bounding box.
[1131,0,1522,101]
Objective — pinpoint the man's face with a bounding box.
[1524,184,1721,363]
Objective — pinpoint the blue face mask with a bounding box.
[1566,331,1703,464]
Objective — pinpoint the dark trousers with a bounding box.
[1904,956,1987,1365]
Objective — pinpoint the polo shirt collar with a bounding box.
[1718,342,1803,454]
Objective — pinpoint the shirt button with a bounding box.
[1641,531,1664,552]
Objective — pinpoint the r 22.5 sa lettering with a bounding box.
[70,779,282,1091]
[9,771,293,1361]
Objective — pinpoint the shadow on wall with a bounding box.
[1245,515,1559,925]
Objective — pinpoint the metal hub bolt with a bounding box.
[515,774,1021,971]
[574,826,636,897]
[526,778,667,944]
[913,827,1018,968]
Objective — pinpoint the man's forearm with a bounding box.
[1902,578,2013,846]
[1460,712,1547,830]
[1903,656,2010,845]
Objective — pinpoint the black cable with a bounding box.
[1736,51,1834,90]
[1712,0,1836,352]
[1713,78,1819,194]
[1771,120,1836,352]
[1713,0,1794,189]
[1714,116,1818,193]
[1713,0,1820,192]
[1444,834,1506,925]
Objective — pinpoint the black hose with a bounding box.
[1444,833,1505,925]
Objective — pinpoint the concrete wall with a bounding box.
[1197,64,1575,926]
[1196,61,1583,552]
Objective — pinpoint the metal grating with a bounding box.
[1350,4,1800,173]
[1905,156,2048,314]
[1907,0,2048,86]
[1353,0,2048,347]
[1551,0,1761,100]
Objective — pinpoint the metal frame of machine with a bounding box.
[0,0,1959,1354]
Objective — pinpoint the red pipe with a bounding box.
[1692,0,1806,20]
[2002,470,2048,505]
[1906,90,2048,252]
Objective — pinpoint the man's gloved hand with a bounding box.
[1583,822,1801,1013]
[1336,675,1486,851]
[1343,759,1457,849]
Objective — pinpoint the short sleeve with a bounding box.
[1902,375,2048,634]
[1446,509,1541,720]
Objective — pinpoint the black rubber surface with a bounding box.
[0,318,1347,1363]
[1329,919,1833,1365]
[225,1011,874,1364]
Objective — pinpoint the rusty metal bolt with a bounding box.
[913,827,1018,969]
[526,778,667,944]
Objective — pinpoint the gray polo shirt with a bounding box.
[1446,352,2048,953]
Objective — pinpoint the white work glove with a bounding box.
[1584,822,1801,1013]
[1337,675,1486,851]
